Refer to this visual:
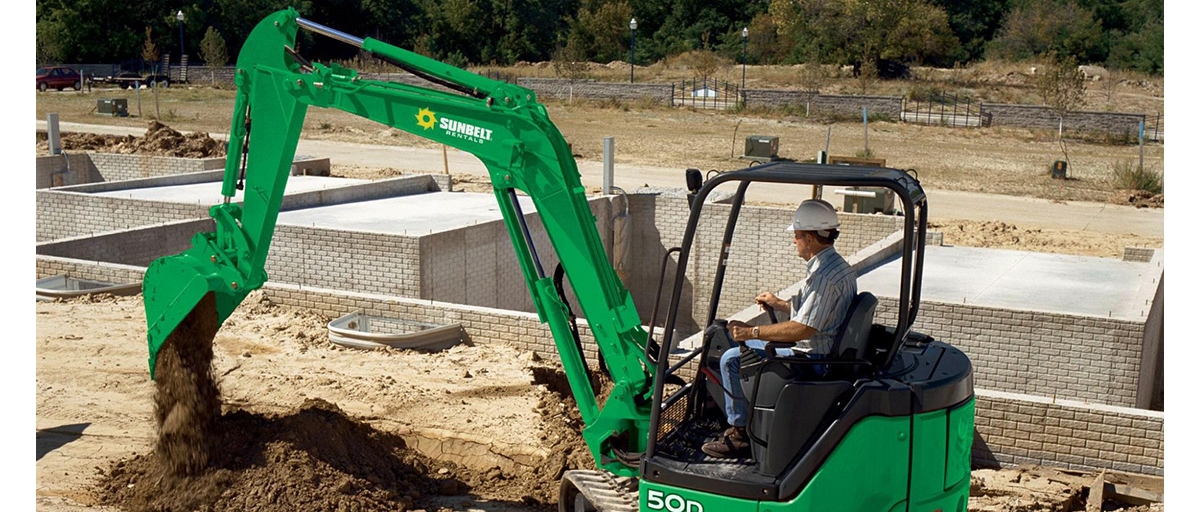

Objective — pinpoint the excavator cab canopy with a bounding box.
[637,162,973,507]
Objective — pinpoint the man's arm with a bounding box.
[728,320,816,344]
[755,291,790,313]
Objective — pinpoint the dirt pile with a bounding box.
[85,291,595,511]
[1110,189,1165,209]
[95,398,473,512]
[36,120,226,158]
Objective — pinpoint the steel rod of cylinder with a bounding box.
[297,17,365,48]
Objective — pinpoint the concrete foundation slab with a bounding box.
[857,245,1154,321]
[91,175,369,203]
[277,192,536,236]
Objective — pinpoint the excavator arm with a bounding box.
[142,8,653,476]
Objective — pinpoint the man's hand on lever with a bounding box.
[755,291,789,313]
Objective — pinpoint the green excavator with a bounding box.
[141,9,975,511]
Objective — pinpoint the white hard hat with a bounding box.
[786,199,840,232]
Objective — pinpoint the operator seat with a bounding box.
[738,291,878,476]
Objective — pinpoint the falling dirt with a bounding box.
[152,292,222,476]
[35,120,227,158]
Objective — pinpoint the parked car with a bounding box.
[36,66,82,91]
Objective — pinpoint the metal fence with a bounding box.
[673,78,741,110]
[901,91,983,127]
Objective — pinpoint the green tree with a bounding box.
[199,27,230,67]
[567,0,634,64]
[784,0,958,74]
[987,0,1105,63]
[1036,52,1087,174]
[931,0,1010,64]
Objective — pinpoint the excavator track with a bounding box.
[560,470,639,512]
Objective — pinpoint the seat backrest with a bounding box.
[830,292,878,361]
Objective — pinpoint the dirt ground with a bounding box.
[36,292,589,511]
[35,294,1165,512]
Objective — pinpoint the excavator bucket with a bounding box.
[143,230,253,379]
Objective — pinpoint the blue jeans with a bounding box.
[718,340,825,428]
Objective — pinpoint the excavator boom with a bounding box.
[142,8,653,476]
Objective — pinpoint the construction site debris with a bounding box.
[35,120,226,158]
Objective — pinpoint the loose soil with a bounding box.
[37,292,591,511]
[35,120,226,158]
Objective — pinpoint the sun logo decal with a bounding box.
[415,108,437,130]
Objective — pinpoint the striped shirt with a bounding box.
[790,246,858,355]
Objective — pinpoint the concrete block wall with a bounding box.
[36,173,444,243]
[518,78,675,105]
[36,154,101,189]
[419,197,615,313]
[86,154,225,182]
[980,103,1144,137]
[625,194,904,335]
[265,225,423,299]
[1123,246,1157,262]
[878,298,1145,408]
[170,65,237,85]
[35,256,148,287]
[36,219,213,267]
[974,390,1162,476]
[742,90,904,120]
[36,191,210,242]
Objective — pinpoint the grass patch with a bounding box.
[1110,160,1162,194]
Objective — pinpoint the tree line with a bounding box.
[35,0,1163,76]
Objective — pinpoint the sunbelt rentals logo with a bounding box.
[415,107,493,144]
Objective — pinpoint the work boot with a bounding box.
[701,426,750,459]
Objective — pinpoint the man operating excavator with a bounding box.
[702,199,859,459]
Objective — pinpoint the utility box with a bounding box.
[742,135,779,162]
[97,99,128,117]
[838,187,897,215]
[1051,160,1067,179]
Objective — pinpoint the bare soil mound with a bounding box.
[1110,189,1165,209]
[92,370,593,512]
[36,120,226,158]
[95,398,470,512]
[83,291,598,511]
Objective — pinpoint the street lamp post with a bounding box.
[176,10,185,62]
[741,27,748,89]
[629,18,637,83]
